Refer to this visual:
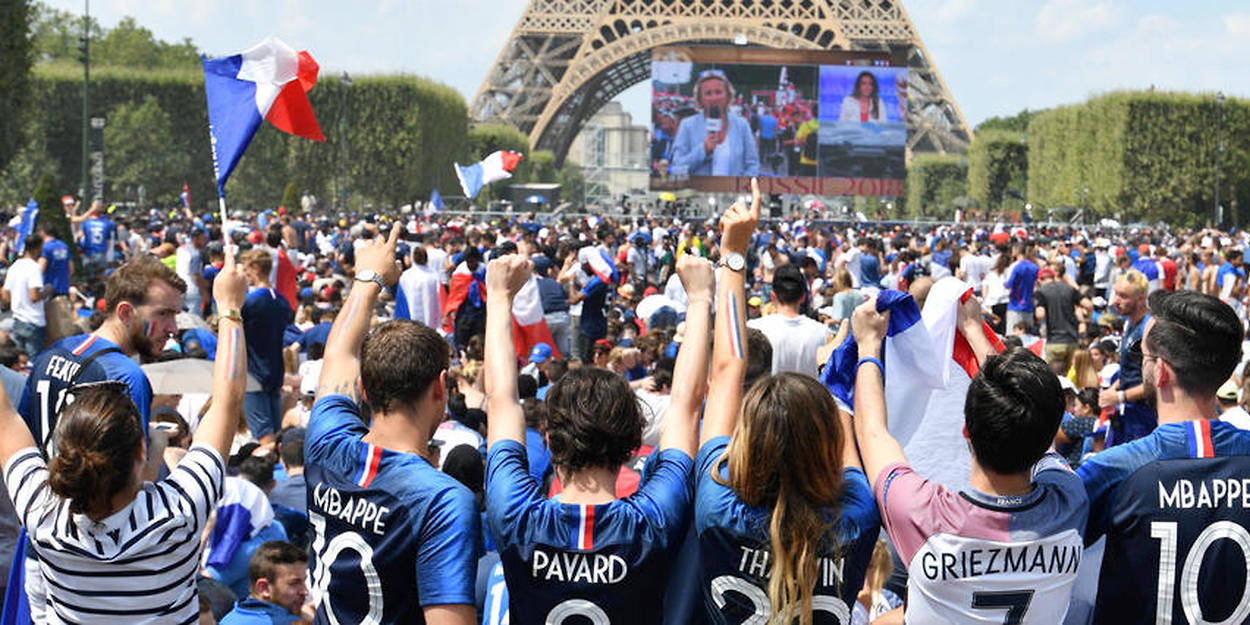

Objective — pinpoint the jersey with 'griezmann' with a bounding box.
[695,436,880,624]
[485,438,693,624]
[876,452,1087,625]
[1078,419,1250,624]
[305,395,478,625]
[4,443,224,624]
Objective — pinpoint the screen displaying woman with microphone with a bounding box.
[669,69,761,178]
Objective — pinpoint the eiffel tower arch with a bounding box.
[471,0,972,167]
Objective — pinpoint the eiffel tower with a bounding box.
[471,0,972,166]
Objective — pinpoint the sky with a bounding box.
[44,0,1250,130]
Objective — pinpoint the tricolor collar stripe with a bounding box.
[73,334,99,356]
[576,504,595,551]
[357,444,383,487]
[1188,420,1214,458]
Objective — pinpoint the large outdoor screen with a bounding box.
[649,46,907,197]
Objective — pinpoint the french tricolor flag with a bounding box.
[203,37,325,196]
[442,261,486,332]
[821,278,1004,448]
[512,275,562,361]
[455,150,523,199]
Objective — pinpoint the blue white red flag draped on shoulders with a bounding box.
[202,37,325,198]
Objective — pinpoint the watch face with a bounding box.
[357,269,377,281]
[727,254,745,271]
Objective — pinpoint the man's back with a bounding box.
[81,217,114,257]
[1006,260,1039,311]
[1034,281,1080,344]
[876,453,1087,624]
[747,313,827,376]
[1078,420,1250,624]
[243,288,292,391]
[395,265,441,329]
[18,333,150,451]
[305,395,478,624]
[40,239,70,296]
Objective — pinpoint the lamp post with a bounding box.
[339,71,352,210]
[79,0,90,200]
[1215,92,1225,227]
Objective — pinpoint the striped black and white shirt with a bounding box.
[4,443,224,624]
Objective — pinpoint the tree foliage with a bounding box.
[967,130,1027,211]
[1028,91,1250,227]
[975,109,1043,134]
[280,182,298,211]
[905,155,967,218]
[0,0,34,174]
[104,95,190,202]
[32,171,71,253]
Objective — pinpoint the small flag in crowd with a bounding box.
[512,276,562,360]
[180,183,191,209]
[15,198,39,255]
[429,188,445,212]
[454,150,523,199]
[202,37,325,197]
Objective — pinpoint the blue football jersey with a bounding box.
[18,333,151,453]
[484,439,693,624]
[305,395,479,624]
[695,437,880,625]
[80,216,115,256]
[40,238,71,296]
[1079,419,1250,624]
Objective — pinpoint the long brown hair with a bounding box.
[714,373,845,625]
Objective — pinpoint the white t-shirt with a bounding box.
[425,246,449,285]
[747,313,829,377]
[4,257,44,325]
[960,254,987,290]
[1220,405,1250,430]
[6,443,224,624]
[839,248,863,288]
[636,389,671,448]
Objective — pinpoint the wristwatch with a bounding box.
[354,269,387,289]
[719,252,746,272]
[219,308,242,323]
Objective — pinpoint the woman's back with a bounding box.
[694,435,880,624]
[8,443,224,623]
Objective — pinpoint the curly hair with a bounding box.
[543,367,643,473]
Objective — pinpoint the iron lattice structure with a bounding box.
[471,0,972,166]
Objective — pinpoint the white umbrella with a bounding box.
[142,358,262,394]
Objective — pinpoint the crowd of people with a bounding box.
[0,179,1248,624]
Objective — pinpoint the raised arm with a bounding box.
[193,245,249,460]
[657,254,715,457]
[317,224,402,402]
[958,294,996,368]
[849,295,906,484]
[484,254,533,446]
[699,178,760,445]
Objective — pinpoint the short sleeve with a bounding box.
[165,444,226,527]
[872,462,950,565]
[117,362,154,428]
[632,448,693,545]
[4,448,56,531]
[1076,445,1144,546]
[416,484,480,606]
[484,440,542,547]
[839,468,881,542]
[307,395,368,460]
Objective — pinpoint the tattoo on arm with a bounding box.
[325,378,360,403]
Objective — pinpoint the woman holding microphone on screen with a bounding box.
[670,69,760,177]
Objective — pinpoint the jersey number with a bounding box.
[309,511,384,625]
[1151,520,1250,625]
[710,575,849,624]
[546,599,608,624]
[35,380,68,450]
[971,590,1034,625]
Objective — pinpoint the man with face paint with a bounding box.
[14,254,186,619]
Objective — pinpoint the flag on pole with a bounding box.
[180,183,191,209]
[15,198,39,255]
[429,188,445,212]
[202,37,325,197]
[454,150,523,199]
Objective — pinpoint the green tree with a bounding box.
[557,159,585,206]
[94,16,198,69]
[280,182,298,211]
[967,130,1028,211]
[906,155,967,218]
[0,0,34,174]
[29,1,102,63]
[975,108,1043,133]
[104,95,191,204]
[32,171,72,253]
